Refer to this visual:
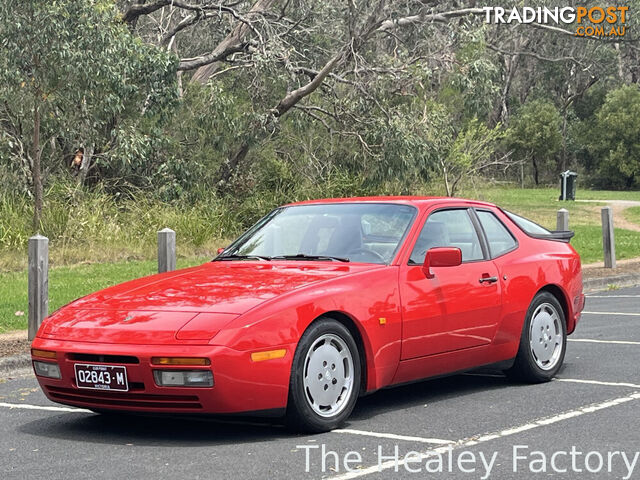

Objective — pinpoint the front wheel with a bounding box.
[506,291,567,383]
[286,318,361,432]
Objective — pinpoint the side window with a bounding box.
[476,210,517,258]
[409,209,484,264]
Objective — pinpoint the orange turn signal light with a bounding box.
[31,348,57,359]
[251,349,287,362]
[151,357,211,366]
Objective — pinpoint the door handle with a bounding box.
[479,276,498,284]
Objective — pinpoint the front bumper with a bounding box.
[31,337,293,414]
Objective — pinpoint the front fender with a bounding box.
[211,266,403,391]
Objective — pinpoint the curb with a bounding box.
[583,273,640,292]
[0,353,31,374]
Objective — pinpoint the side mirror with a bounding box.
[422,247,462,279]
[216,247,225,255]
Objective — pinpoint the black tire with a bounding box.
[506,291,567,383]
[286,318,361,433]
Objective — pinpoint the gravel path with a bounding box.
[576,199,640,232]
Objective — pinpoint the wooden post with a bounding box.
[158,228,176,273]
[601,207,616,269]
[556,208,569,231]
[28,235,48,341]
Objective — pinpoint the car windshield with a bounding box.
[218,203,416,264]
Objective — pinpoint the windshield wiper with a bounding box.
[272,253,350,262]
[216,254,272,261]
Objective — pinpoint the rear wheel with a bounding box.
[286,318,361,432]
[506,291,566,383]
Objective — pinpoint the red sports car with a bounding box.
[31,197,584,432]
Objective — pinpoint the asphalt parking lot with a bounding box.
[1,286,639,480]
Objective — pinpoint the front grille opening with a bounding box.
[69,353,139,364]
[45,386,202,410]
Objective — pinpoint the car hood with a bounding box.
[38,261,381,344]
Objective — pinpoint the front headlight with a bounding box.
[33,361,61,379]
[153,370,213,387]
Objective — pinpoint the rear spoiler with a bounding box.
[529,230,575,243]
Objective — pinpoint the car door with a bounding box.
[399,208,503,360]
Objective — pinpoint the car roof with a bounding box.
[285,196,496,208]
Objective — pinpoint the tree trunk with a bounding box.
[32,99,43,232]
[532,157,540,186]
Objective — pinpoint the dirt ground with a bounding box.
[0,331,29,358]
[582,257,640,278]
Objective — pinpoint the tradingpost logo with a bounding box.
[483,6,629,38]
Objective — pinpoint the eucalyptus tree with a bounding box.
[0,0,176,229]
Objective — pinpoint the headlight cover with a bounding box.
[33,361,61,379]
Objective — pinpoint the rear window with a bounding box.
[504,211,551,235]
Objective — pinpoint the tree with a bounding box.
[0,0,176,229]
[585,86,640,189]
[440,119,509,196]
[507,99,563,185]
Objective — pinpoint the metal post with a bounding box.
[158,228,176,273]
[28,235,49,341]
[556,208,569,231]
[601,207,616,269]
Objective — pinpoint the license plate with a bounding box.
[74,364,128,391]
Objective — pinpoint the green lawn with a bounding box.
[462,187,626,227]
[2,187,640,333]
[624,206,640,225]
[0,257,208,333]
[571,226,640,265]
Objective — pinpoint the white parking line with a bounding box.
[333,428,453,445]
[582,311,640,316]
[329,391,640,480]
[556,378,640,389]
[0,402,91,413]
[569,338,640,345]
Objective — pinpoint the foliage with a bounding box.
[440,119,506,196]
[583,86,640,189]
[506,99,563,185]
[0,0,177,222]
